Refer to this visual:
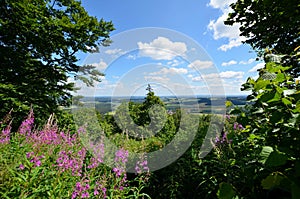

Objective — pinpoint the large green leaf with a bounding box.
[217,182,236,199]
[282,97,292,105]
[261,172,285,190]
[259,146,273,164]
[265,150,288,167]
[254,79,270,91]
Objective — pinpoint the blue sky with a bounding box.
[75,0,264,97]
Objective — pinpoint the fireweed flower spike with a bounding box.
[0,121,11,144]
[72,181,90,199]
[19,109,34,136]
[135,153,150,174]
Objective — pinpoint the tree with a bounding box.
[225,0,300,55]
[222,0,300,197]
[114,85,167,138]
[0,0,114,124]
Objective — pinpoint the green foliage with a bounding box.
[223,51,300,198]
[225,0,300,54]
[0,0,114,126]
[217,182,236,199]
[0,112,150,199]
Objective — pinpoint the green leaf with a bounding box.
[254,79,270,91]
[261,172,285,190]
[259,146,273,164]
[282,98,292,105]
[293,101,300,113]
[217,182,236,199]
[274,73,285,82]
[267,90,282,103]
[265,150,288,167]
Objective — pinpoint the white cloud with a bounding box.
[192,73,221,82]
[126,54,137,60]
[239,58,256,65]
[202,73,221,80]
[105,48,125,55]
[167,59,183,67]
[208,0,236,10]
[137,37,187,60]
[208,1,246,51]
[248,62,264,72]
[188,60,214,70]
[90,60,108,71]
[196,71,244,81]
[218,37,246,51]
[208,12,240,40]
[191,76,203,82]
[220,71,244,79]
[150,67,188,75]
[144,76,170,84]
[221,60,237,66]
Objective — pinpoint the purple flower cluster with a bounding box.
[135,154,149,174]
[56,148,86,176]
[87,142,105,169]
[114,148,129,164]
[0,123,11,144]
[72,180,90,199]
[113,148,129,177]
[94,181,107,198]
[19,109,34,136]
[1,109,151,198]
[233,122,244,130]
[215,131,232,146]
[112,148,129,191]
[26,151,44,167]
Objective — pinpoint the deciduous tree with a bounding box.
[0,0,114,124]
[225,0,300,54]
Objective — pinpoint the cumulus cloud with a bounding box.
[191,76,203,82]
[221,60,237,66]
[248,63,265,72]
[105,48,125,56]
[137,37,187,60]
[192,73,220,82]
[220,71,244,79]
[222,58,257,67]
[167,59,184,67]
[90,60,108,71]
[239,58,256,65]
[218,37,246,51]
[208,12,240,40]
[202,73,221,80]
[126,54,137,60]
[195,71,244,81]
[150,67,188,75]
[188,60,214,70]
[144,76,170,84]
[208,0,245,51]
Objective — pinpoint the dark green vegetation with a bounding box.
[1,0,300,198]
[225,0,300,55]
[0,0,114,126]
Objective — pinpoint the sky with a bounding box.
[75,0,264,97]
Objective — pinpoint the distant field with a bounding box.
[78,96,247,114]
